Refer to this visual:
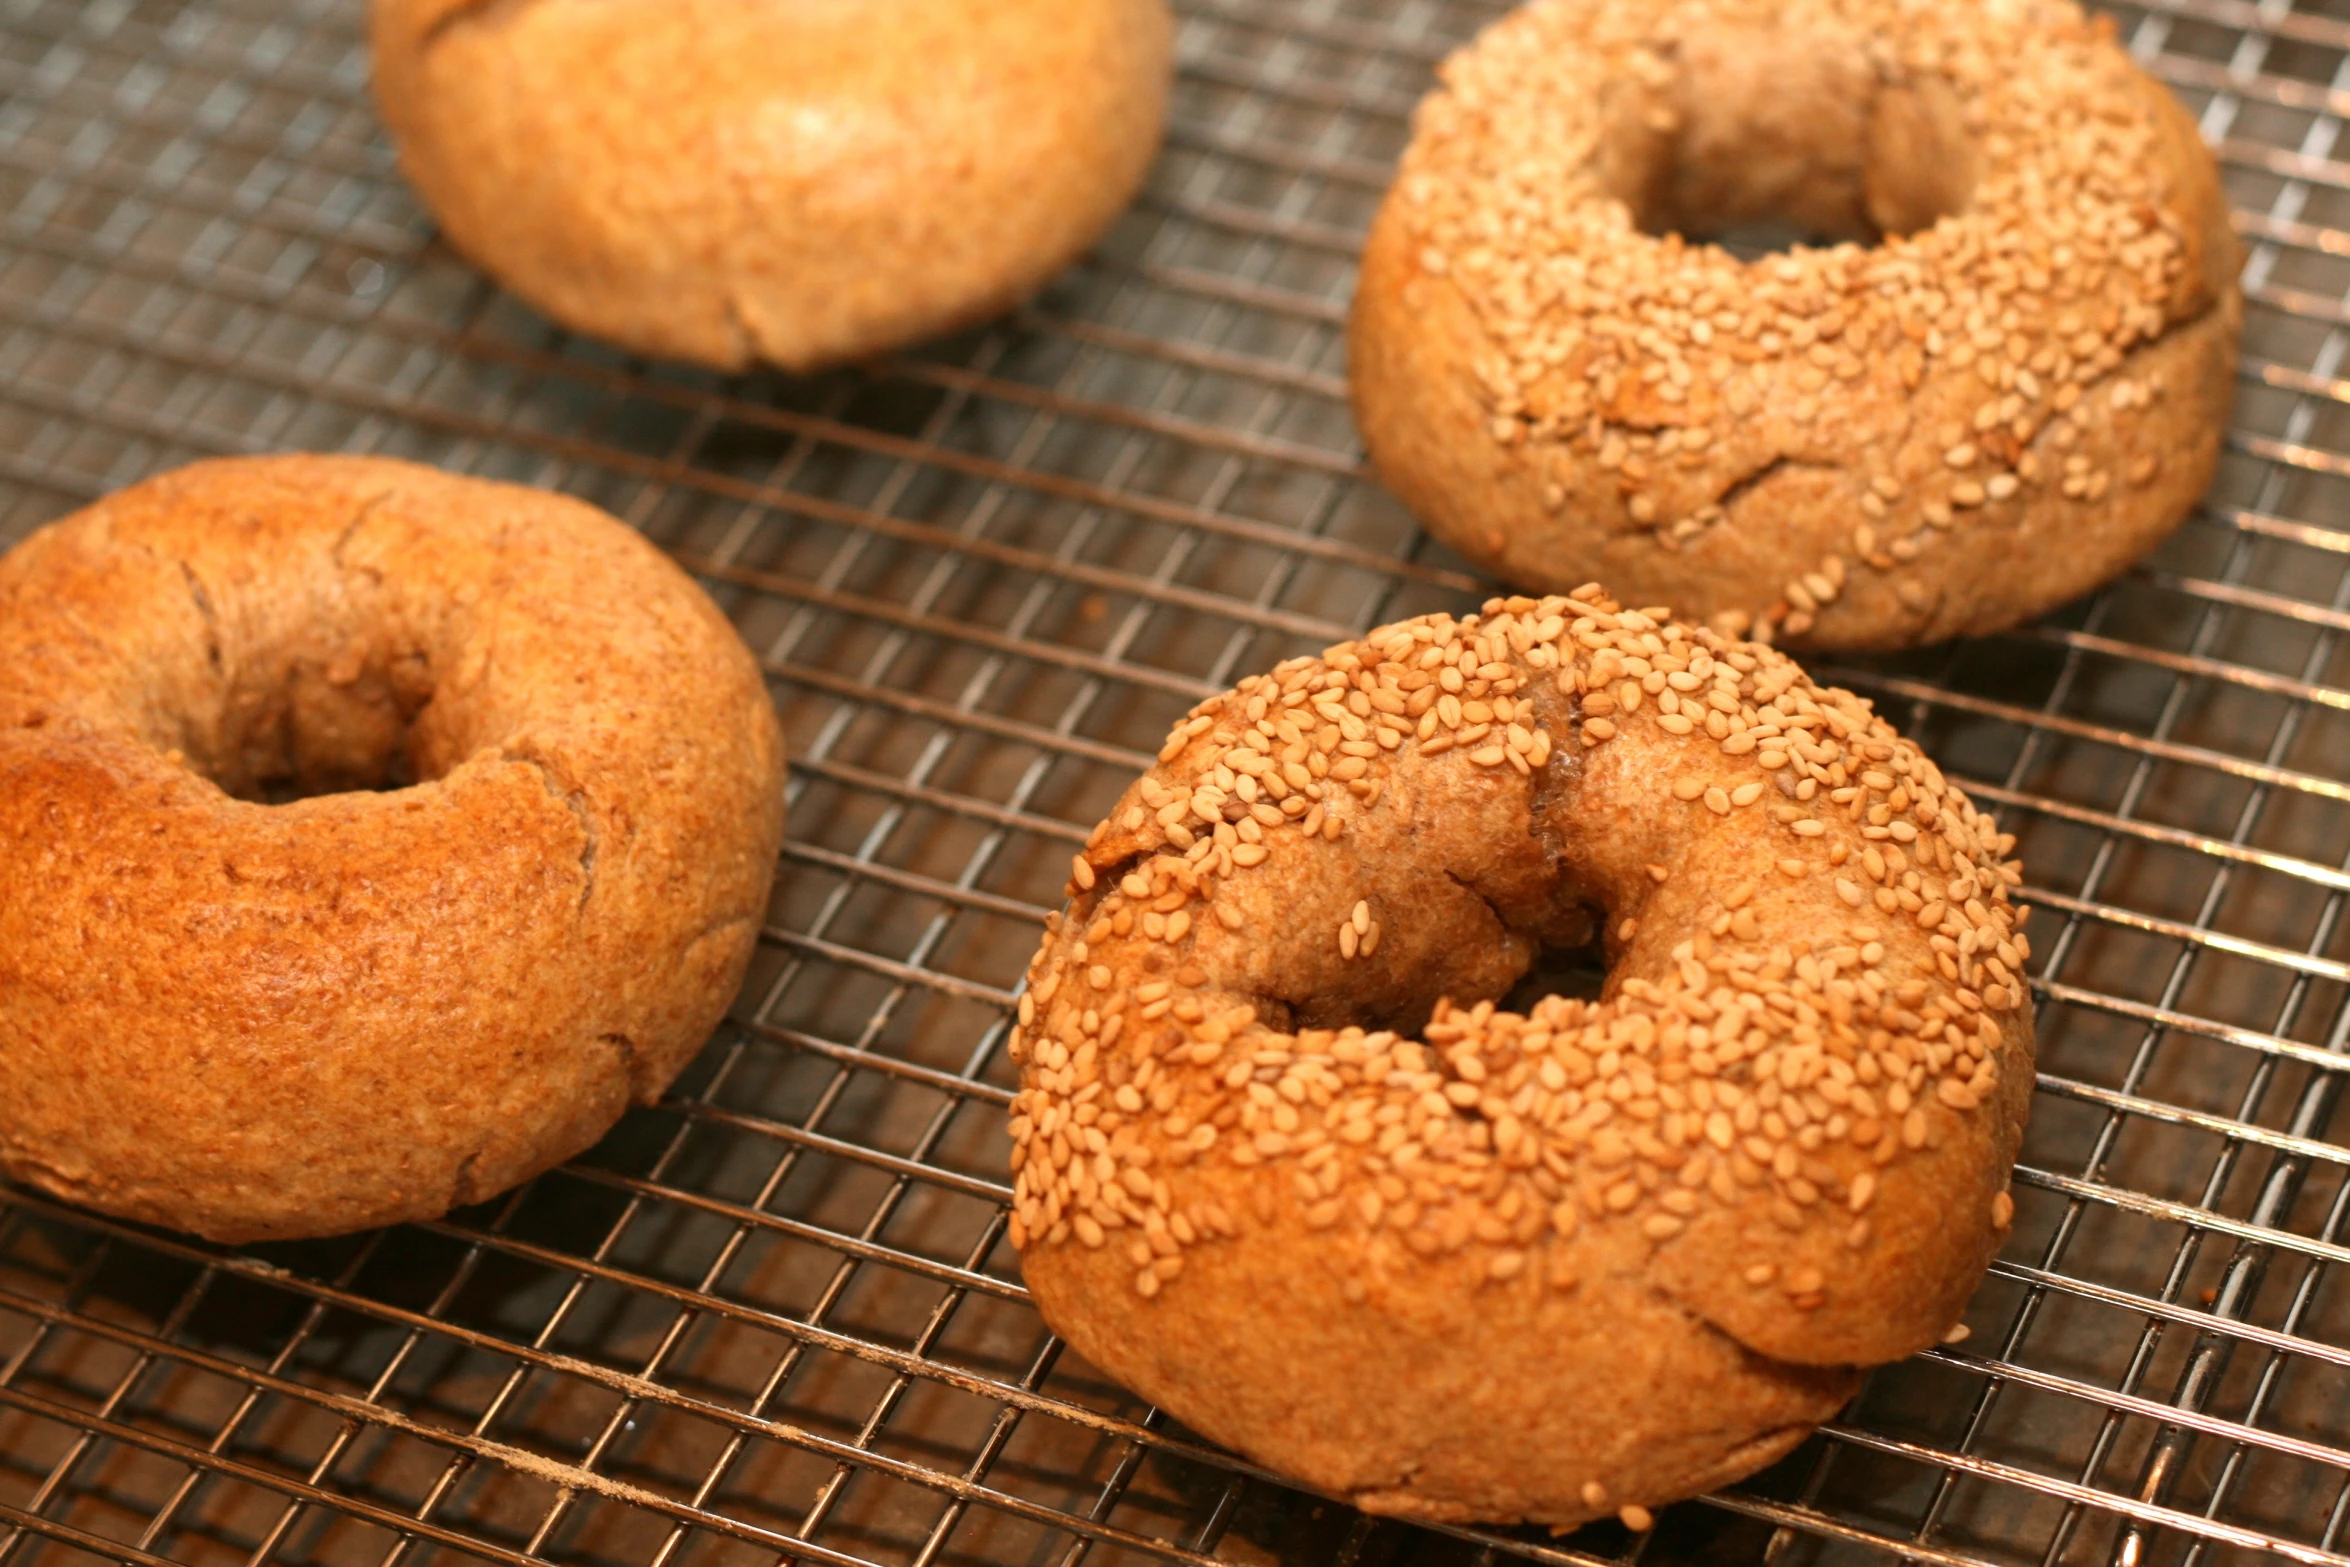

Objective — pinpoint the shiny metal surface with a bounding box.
[4,1,2350,1563]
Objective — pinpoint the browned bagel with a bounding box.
[1350,0,2241,650]
[0,456,786,1243]
[1011,586,2032,1527]
[369,0,1174,372]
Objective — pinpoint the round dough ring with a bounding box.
[1350,0,2240,650]
[370,0,1174,372]
[0,456,787,1243]
[1011,587,2032,1527]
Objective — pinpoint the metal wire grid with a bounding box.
[0,0,2348,1563]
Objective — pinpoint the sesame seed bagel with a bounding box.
[0,456,786,1243]
[1350,0,2241,650]
[1010,587,2032,1527]
[369,0,1173,373]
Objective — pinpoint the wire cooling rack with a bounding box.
[3,0,2350,1564]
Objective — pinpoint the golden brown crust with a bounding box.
[1010,587,2032,1527]
[1023,1187,1859,1527]
[0,455,787,1243]
[369,0,1173,372]
[1349,0,2242,651]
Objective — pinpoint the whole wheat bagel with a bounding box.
[1010,585,2032,1528]
[0,456,786,1244]
[1350,0,2241,649]
[369,0,1174,372]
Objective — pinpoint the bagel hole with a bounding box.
[1286,898,1614,1045]
[1686,218,1830,264]
[1609,26,1976,253]
[1498,933,1613,1016]
[184,647,448,804]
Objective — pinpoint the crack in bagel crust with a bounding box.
[1350,0,2241,649]
[1008,586,2032,1519]
[507,745,601,912]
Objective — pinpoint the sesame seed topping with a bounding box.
[1009,590,2029,1307]
[1373,0,2222,640]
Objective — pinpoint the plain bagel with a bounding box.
[0,455,786,1243]
[370,0,1174,372]
[1350,0,2240,649]
[1011,586,2033,1528]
